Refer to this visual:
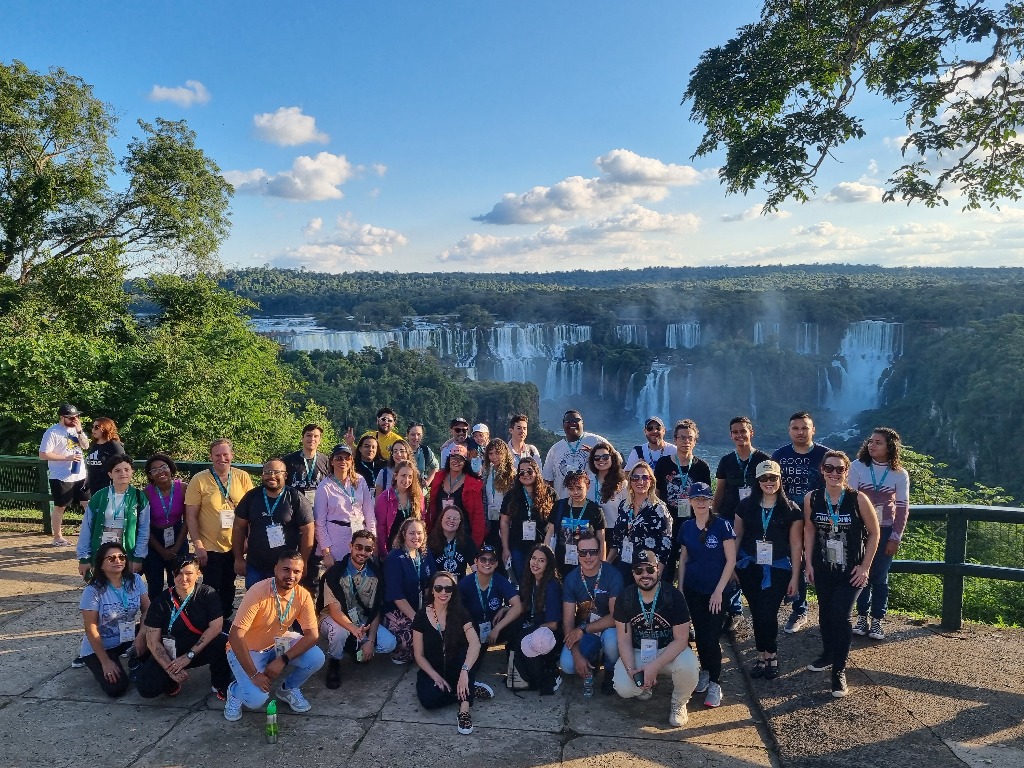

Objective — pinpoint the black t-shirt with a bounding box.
[430,537,478,578]
[653,455,712,515]
[714,449,772,520]
[354,458,379,489]
[734,495,802,559]
[500,487,548,549]
[84,441,126,495]
[144,584,223,653]
[413,607,470,675]
[548,499,606,572]
[282,450,330,501]
[614,584,690,650]
[234,486,313,573]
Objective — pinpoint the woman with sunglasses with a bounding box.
[678,481,736,708]
[499,456,555,582]
[607,461,672,581]
[314,444,376,571]
[804,450,880,698]
[481,438,515,549]
[733,460,802,681]
[428,503,478,577]
[78,541,150,697]
[546,470,606,577]
[413,571,481,735]
[84,417,125,495]
[588,442,627,528]
[374,460,425,558]
[143,453,189,599]
[508,544,563,695]
[383,518,436,664]
[428,444,485,547]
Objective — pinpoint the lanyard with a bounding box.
[156,484,175,521]
[673,454,694,489]
[443,539,457,560]
[825,490,846,531]
[567,437,583,454]
[168,588,194,632]
[474,573,492,615]
[486,471,495,501]
[760,504,774,540]
[109,490,129,521]
[869,464,890,492]
[734,451,752,485]
[109,583,130,612]
[581,567,602,603]
[410,551,422,581]
[638,583,661,630]
[565,502,586,531]
[263,489,284,518]
[331,475,356,504]
[347,563,366,625]
[303,457,318,484]
[646,444,665,463]
[213,470,232,502]
[522,487,534,521]
[271,579,295,631]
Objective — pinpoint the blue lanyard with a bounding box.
[869,464,890,491]
[331,476,356,504]
[522,487,534,520]
[567,437,583,454]
[109,583,130,612]
[673,454,694,493]
[110,490,129,521]
[638,583,661,629]
[271,579,295,631]
[581,568,602,603]
[156,484,175,519]
[410,551,422,581]
[263,489,284,518]
[824,490,846,530]
[760,504,774,539]
[213,471,232,502]
[474,573,492,615]
[565,502,586,530]
[443,540,457,560]
[303,457,318,484]
[734,451,751,485]
[168,588,194,632]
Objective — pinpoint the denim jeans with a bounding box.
[856,526,894,619]
[226,644,326,709]
[319,616,397,659]
[559,627,619,674]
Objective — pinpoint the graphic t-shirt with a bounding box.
[613,585,690,650]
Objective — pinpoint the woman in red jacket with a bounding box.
[428,444,484,548]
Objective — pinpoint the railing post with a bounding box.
[942,508,968,630]
[37,460,53,536]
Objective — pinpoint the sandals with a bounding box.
[750,658,766,678]
[764,656,780,680]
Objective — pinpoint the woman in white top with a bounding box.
[587,441,627,528]
[314,444,376,568]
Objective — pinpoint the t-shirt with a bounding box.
[848,460,911,538]
[562,563,624,620]
[184,469,254,554]
[507,441,541,468]
[234,486,313,573]
[40,423,87,482]
[808,488,867,575]
[548,499,606,572]
[521,578,562,626]
[624,442,677,471]
[84,441,126,495]
[458,573,518,626]
[542,432,609,499]
[430,537,478,578]
[78,574,145,656]
[361,430,403,460]
[232,578,317,652]
[414,445,439,478]
[772,443,829,505]
[679,515,736,595]
[144,583,222,654]
[383,548,436,613]
[319,559,384,625]
[653,454,712,517]
[412,607,470,674]
[282,450,330,504]
[614,584,690,650]
[734,496,801,563]
[714,449,772,520]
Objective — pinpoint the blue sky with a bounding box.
[6,1,1024,272]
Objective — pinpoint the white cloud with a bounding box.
[721,204,792,222]
[253,107,329,146]
[596,149,705,186]
[224,152,353,200]
[147,80,210,107]
[371,163,388,177]
[303,217,323,236]
[273,215,408,271]
[824,181,884,203]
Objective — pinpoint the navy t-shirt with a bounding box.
[458,572,518,625]
[562,562,624,620]
[679,515,736,594]
[771,443,829,505]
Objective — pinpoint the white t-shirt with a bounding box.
[624,442,678,471]
[39,424,87,482]
[542,431,610,499]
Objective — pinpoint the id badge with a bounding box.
[756,540,773,565]
[266,524,286,549]
[162,636,177,660]
[219,509,234,529]
[825,538,844,566]
[639,638,658,667]
[620,540,634,564]
[478,621,492,644]
[274,636,290,657]
[738,486,752,501]
[522,520,536,541]
[118,620,135,644]
[101,529,119,544]
[874,503,884,520]
[589,612,601,624]
[162,528,175,548]
[676,499,691,518]
[564,544,579,566]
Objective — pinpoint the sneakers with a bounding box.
[807,655,831,672]
[831,670,849,697]
[852,615,869,636]
[52,538,70,547]
[720,613,736,634]
[473,682,494,700]
[868,619,885,641]
[669,699,689,727]
[694,668,710,694]
[223,687,243,722]
[784,614,808,633]
[750,658,766,679]
[457,710,474,735]
[390,653,409,665]
[636,688,653,701]
[277,685,312,713]
[325,658,341,689]
[764,656,780,680]
[70,656,85,669]
[540,675,563,696]
[600,669,615,695]
[704,681,723,708]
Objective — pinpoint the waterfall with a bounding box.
[616,324,648,346]
[749,371,758,419]
[623,373,637,410]
[544,360,583,399]
[753,322,779,346]
[682,364,694,415]
[598,365,605,399]
[825,321,904,421]
[633,363,672,425]
[666,322,700,349]
[796,322,819,355]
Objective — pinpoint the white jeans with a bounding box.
[320,615,397,659]
[612,646,699,702]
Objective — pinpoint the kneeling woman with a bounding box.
[413,571,481,735]
[135,553,232,698]
[79,542,150,697]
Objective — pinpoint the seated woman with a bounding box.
[413,570,481,735]
[134,553,232,699]
[506,544,563,695]
[428,503,478,578]
[78,542,150,697]
[382,518,436,664]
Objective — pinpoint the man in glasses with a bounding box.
[543,410,611,500]
[560,529,624,697]
[232,458,314,589]
[38,403,91,546]
[625,416,677,470]
[612,550,699,728]
[440,417,472,465]
[317,529,396,689]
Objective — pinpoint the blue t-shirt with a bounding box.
[383,548,436,613]
[458,572,518,625]
[680,516,736,595]
[79,574,145,656]
[522,578,562,626]
[772,443,829,505]
[562,562,624,619]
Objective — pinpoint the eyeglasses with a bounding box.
[262,470,287,477]
[632,565,657,575]
[477,556,498,565]
[822,464,847,475]
[518,469,536,477]
[104,553,127,563]
[351,543,375,552]
[148,464,170,474]
[433,584,455,593]
[592,453,612,462]
[578,548,600,557]
[563,418,582,424]
[758,475,780,483]
[449,456,466,463]
[630,475,652,483]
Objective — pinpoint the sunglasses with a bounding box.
[453,427,469,433]
[433,584,455,593]
[449,455,466,462]
[578,548,600,557]
[758,475,780,483]
[518,469,536,477]
[104,553,127,563]
[632,565,657,575]
[477,556,498,565]
[645,424,661,431]
[351,543,375,552]
[334,454,353,461]
[822,464,847,474]
[592,453,612,461]
[563,418,583,424]
[630,475,652,483]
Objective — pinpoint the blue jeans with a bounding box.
[559,628,619,674]
[226,644,326,709]
[857,527,894,619]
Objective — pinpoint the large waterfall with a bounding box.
[753,322,780,346]
[796,322,819,355]
[826,321,904,421]
[616,324,648,346]
[631,363,672,426]
[666,322,700,349]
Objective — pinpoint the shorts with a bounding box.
[49,479,90,507]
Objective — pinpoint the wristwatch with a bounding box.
[580,621,589,635]
[186,650,195,660]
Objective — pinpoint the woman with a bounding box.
[314,444,376,569]
[375,439,413,496]
[428,503,478,577]
[84,417,126,495]
[545,470,606,576]
[374,460,425,558]
[481,438,515,549]
[849,427,910,642]
[142,453,189,599]
[134,553,231,698]
[588,442,627,528]
[413,570,481,735]
[499,456,555,582]
[78,541,150,697]
[428,445,485,547]
[804,450,880,698]
[76,454,151,579]
[607,461,672,581]
[733,459,801,681]
[507,544,563,694]
[383,518,436,664]
[354,434,381,489]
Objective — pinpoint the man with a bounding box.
[457,544,521,698]
[232,459,314,588]
[439,417,471,465]
[359,407,403,460]
[560,529,624,696]
[224,550,325,721]
[282,424,330,506]
[407,422,439,487]
[468,423,489,474]
[185,439,254,620]
[772,411,829,634]
[612,550,699,727]
[38,404,91,546]
[317,529,396,689]
[507,413,541,468]
[543,410,611,499]
[624,416,677,470]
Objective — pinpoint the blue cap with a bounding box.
[688,481,713,499]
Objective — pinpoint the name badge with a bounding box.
[589,612,601,624]
[266,524,286,549]
[274,631,301,658]
[874,503,884,520]
[564,544,579,566]
[163,528,175,548]
[639,638,658,666]
[219,509,234,529]
[676,499,691,518]
[738,486,752,501]
[162,635,177,660]
[478,621,492,644]
[118,619,135,644]
[522,520,536,541]
[756,540,773,565]
[101,528,119,544]
[825,538,845,567]
[620,540,634,564]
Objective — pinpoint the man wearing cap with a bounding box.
[468,423,489,474]
[543,411,611,500]
[358,407,403,461]
[439,417,472,465]
[38,404,91,546]
[560,529,624,696]
[625,417,677,471]
[613,549,699,727]
[772,411,829,634]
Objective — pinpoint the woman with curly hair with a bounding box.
[482,438,515,549]
[588,442,627,528]
[428,503,477,577]
[499,456,555,582]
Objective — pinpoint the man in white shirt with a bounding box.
[38,404,91,546]
[543,411,610,500]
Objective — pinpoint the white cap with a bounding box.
[472,423,489,434]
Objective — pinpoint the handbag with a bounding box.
[505,650,529,690]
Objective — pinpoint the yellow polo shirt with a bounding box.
[184,468,254,553]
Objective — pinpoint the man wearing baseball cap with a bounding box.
[439,417,472,465]
[625,416,677,471]
[38,404,91,546]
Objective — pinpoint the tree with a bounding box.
[0,60,231,283]
[685,2,1024,210]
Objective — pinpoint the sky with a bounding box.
[5,1,1024,273]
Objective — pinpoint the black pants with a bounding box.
[814,563,862,672]
[416,652,475,709]
[738,565,791,654]
[506,622,562,692]
[683,585,724,683]
[470,623,510,676]
[134,635,232,697]
[143,525,187,600]
[83,641,133,698]
[203,550,237,620]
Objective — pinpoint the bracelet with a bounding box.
[281,653,290,666]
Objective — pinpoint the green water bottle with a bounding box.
[265,700,278,744]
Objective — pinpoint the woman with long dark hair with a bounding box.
[76,454,150,579]
[428,503,477,577]
[508,544,563,695]
[354,434,381,489]
[499,456,555,581]
[428,444,485,547]
[588,442,627,528]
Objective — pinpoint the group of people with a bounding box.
[42,403,910,732]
